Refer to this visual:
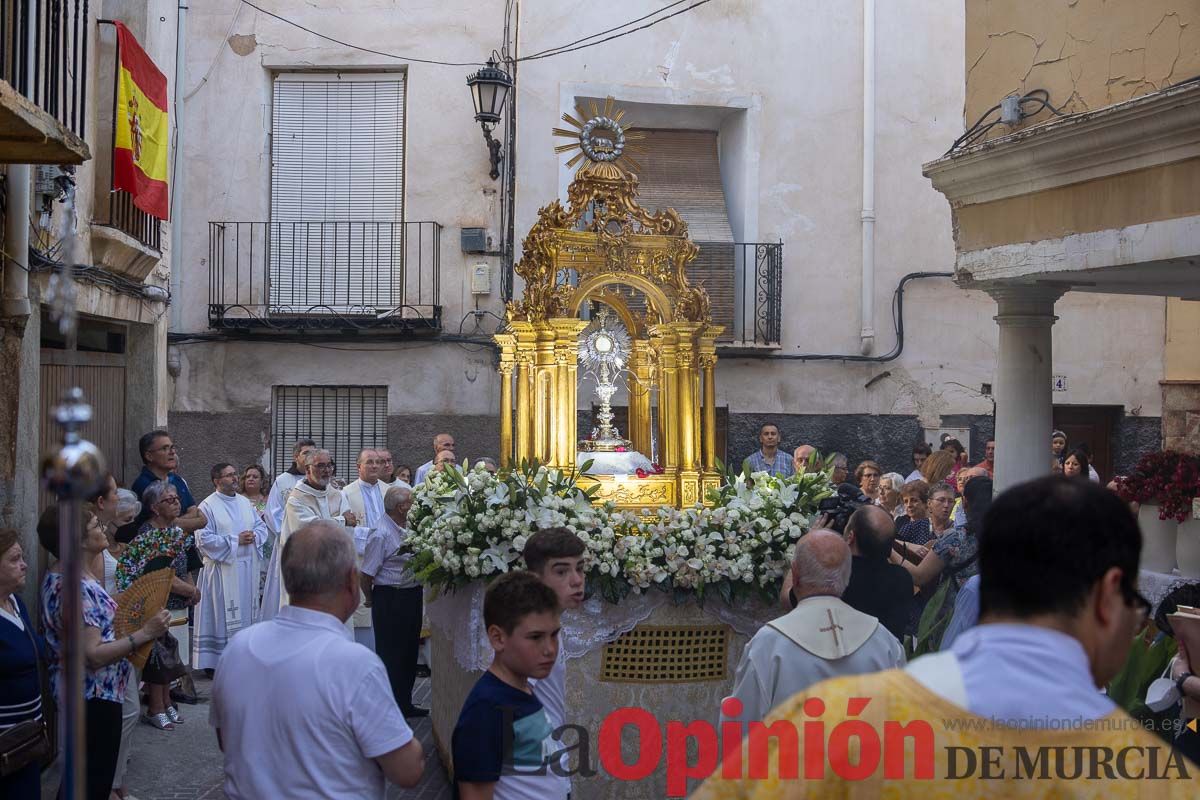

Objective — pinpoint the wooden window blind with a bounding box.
[271,386,388,482]
[630,129,736,339]
[269,73,406,312]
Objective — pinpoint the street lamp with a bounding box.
[467,58,513,180]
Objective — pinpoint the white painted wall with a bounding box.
[171,0,1165,422]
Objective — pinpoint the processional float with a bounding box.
[494,98,723,509]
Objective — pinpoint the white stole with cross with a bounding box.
[200,492,257,633]
[766,595,879,659]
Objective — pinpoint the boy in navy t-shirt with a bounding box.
[452,570,566,800]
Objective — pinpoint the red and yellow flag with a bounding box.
[113,22,169,220]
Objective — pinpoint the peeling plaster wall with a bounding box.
[171,0,1163,478]
[964,0,1200,135]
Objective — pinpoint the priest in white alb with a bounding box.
[721,528,905,731]
[195,463,268,670]
[259,438,315,619]
[268,448,367,621]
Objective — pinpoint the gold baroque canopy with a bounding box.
[496,105,724,509]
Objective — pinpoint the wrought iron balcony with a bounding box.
[694,240,782,348]
[0,0,90,163]
[208,220,442,332]
[102,189,161,252]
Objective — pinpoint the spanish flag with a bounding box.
[113,22,169,220]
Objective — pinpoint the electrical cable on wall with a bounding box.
[237,0,713,66]
[945,88,1069,154]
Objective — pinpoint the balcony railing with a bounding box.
[692,240,782,347]
[208,220,442,332]
[102,189,161,252]
[1,0,90,141]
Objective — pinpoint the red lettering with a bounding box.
[828,719,881,780]
[665,720,718,797]
[598,707,661,782]
[803,697,826,779]
[883,720,935,779]
[719,698,743,779]
[747,720,799,779]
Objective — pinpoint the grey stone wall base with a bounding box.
[168,410,272,497]
[387,414,501,477]
[1115,414,1166,475]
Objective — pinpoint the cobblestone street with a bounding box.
[41,674,450,799]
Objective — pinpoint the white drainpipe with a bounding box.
[169,1,187,331]
[859,0,876,355]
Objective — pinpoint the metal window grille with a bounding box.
[600,624,730,684]
[269,73,406,312]
[270,386,388,481]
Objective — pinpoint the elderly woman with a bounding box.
[40,507,170,799]
[897,482,956,553]
[0,529,48,799]
[878,472,906,520]
[828,452,850,486]
[118,480,200,730]
[855,460,882,501]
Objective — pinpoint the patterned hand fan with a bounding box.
[114,567,173,670]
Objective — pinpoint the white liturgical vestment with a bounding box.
[722,595,905,729]
[194,491,266,668]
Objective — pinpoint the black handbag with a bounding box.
[0,610,50,777]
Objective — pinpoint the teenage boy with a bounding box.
[452,571,567,800]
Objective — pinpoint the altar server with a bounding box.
[260,438,315,619]
[195,464,267,670]
[721,529,904,730]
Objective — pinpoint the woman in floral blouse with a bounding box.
[40,505,169,800]
[118,480,200,730]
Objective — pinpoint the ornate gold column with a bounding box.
[511,323,537,465]
[670,322,702,472]
[495,333,516,468]
[650,326,678,471]
[549,318,589,470]
[533,324,557,464]
[698,327,722,474]
[627,340,655,458]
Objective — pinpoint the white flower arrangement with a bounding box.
[403,459,834,605]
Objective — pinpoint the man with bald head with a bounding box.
[211,520,424,798]
[792,443,817,474]
[722,529,905,730]
[841,505,915,639]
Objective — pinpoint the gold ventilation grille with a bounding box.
[600,624,729,684]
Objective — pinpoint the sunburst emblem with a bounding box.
[553,96,647,173]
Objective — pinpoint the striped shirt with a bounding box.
[742,449,796,478]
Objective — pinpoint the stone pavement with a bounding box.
[42,673,451,799]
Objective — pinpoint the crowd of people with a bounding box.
[1,421,1196,798]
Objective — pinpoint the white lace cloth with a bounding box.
[1138,569,1200,615]
[577,449,655,475]
[427,584,676,671]
[426,585,781,671]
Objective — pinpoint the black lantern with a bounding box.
[467,58,513,180]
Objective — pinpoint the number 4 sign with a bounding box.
[1052,375,1068,392]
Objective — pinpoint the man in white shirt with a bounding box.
[722,529,905,731]
[361,485,426,718]
[195,463,267,670]
[211,519,424,798]
[413,433,455,484]
[260,438,315,619]
[342,449,397,650]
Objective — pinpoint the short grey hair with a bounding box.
[303,448,332,468]
[281,520,356,598]
[881,472,905,490]
[141,479,177,509]
[478,457,497,470]
[116,488,142,518]
[793,529,852,597]
[384,484,413,514]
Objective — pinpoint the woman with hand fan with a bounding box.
[39,505,170,800]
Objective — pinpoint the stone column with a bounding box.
[989,285,1064,492]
